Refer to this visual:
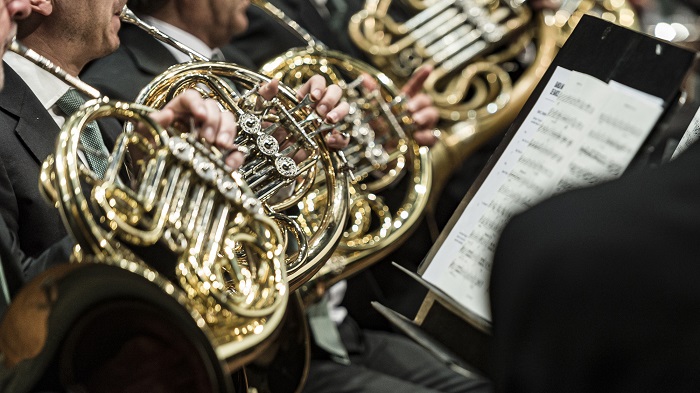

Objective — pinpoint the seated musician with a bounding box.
[229,0,505,332]
[81,0,351,150]
[0,0,346,391]
[0,0,349,282]
[0,0,25,309]
[0,1,199,391]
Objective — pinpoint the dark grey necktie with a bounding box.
[55,89,109,179]
[325,0,348,32]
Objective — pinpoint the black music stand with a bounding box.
[374,14,698,378]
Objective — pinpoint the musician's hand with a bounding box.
[402,66,440,147]
[148,89,245,169]
[258,77,350,165]
[297,75,351,150]
[361,66,439,147]
[258,78,280,100]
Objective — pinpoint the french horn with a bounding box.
[2,41,289,393]
[349,0,639,203]
[120,8,350,292]
[254,0,433,297]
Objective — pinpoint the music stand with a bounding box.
[374,14,698,377]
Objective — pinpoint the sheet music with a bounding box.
[671,106,700,159]
[422,67,664,321]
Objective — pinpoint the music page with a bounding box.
[422,67,664,321]
[671,106,700,159]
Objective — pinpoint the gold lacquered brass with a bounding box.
[349,0,534,121]
[256,0,433,296]
[121,8,350,292]
[41,97,289,377]
[134,62,348,292]
[10,39,292,392]
[349,0,637,207]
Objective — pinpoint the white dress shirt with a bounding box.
[4,51,72,128]
[4,52,103,167]
[141,16,224,62]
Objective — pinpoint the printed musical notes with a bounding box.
[422,67,664,321]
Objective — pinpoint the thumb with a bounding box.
[148,107,176,128]
[401,65,433,97]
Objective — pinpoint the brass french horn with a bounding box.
[2,41,289,393]
[120,8,350,292]
[349,0,638,120]
[349,0,639,204]
[254,0,433,297]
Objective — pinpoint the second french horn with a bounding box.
[255,0,434,295]
[349,0,638,199]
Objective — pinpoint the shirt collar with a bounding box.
[142,16,219,63]
[3,51,71,111]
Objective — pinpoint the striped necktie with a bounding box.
[55,89,109,179]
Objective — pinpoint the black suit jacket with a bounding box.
[230,0,364,69]
[82,23,256,102]
[0,214,71,319]
[490,130,700,392]
[0,216,24,319]
[0,63,119,280]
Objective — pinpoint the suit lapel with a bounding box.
[1,62,123,165]
[0,63,62,165]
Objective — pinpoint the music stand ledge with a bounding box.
[372,263,493,378]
